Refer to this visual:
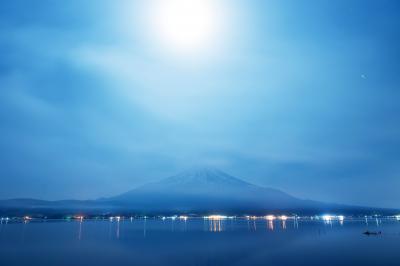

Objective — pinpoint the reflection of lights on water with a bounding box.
[203,215,227,232]
[321,215,346,225]
[294,216,299,229]
[395,215,400,221]
[143,217,147,237]
[338,215,344,226]
[281,220,286,229]
[268,220,274,231]
[77,218,83,240]
[263,215,277,231]
[116,219,120,239]
[209,219,222,232]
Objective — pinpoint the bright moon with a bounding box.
[147,0,223,55]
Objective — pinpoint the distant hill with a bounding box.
[0,168,396,216]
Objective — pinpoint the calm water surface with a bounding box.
[0,218,399,266]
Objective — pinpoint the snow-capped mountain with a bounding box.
[107,167,321,213]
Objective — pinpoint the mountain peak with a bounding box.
[159,167,252,188]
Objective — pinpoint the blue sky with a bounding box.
[0,0,399,208]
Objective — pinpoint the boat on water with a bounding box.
[363,231,382,236]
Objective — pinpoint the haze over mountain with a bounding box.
[108,167,309,212]
[1,167,395,216]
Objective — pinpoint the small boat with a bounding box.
[363,231,381,236]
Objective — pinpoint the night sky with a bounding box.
[0,0,399,208]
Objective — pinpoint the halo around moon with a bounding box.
[145,0,224,56]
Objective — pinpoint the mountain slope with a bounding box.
[107,167,327,213]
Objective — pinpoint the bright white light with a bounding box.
[279,215,288,221]
[322,215,333,222]
[395,215,400,221]
[179,215,188,221]
[265,215,276,221]
[146,0,223,54]
[205,215,227,220]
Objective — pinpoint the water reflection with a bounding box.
[267,220,274,231]
[1,218,400,266]
[78,220,83,240]
[143,217,147,237]
[209,219,223,232]
[281,220,286,229]
[116,219,120,239]
[21,221,27,242]
[375,217,381,227]
[294,217,299,229]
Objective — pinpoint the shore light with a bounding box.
[279,215,288,221]
[265,215,276,221]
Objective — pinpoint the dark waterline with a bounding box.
[1,218,399,266]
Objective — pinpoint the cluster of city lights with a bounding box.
[204,215,229,220]
[321,215,345,222]
[74,215,84,222]
[243,215,293,221]
[179,215,188,221]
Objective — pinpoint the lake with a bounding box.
[0,217,399,266]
